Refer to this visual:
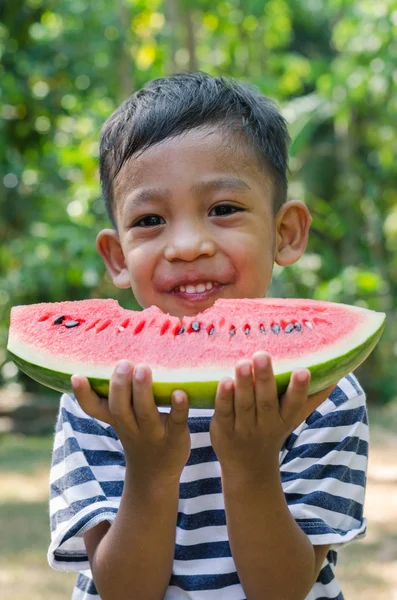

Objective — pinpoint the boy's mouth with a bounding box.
[171,280,224,302]
[173,281,220,294]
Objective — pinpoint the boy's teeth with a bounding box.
[177,282,216,294]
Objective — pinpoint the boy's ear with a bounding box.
[96,229,131,289]
[274,201,312,267]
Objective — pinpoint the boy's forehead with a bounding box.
[114,126,269,201]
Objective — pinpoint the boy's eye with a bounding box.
[132,214,165,228]
[210,204,243,217]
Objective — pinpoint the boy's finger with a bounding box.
[214,378,235,424]
[108,360,137,430]
[279,369,311,425]
[234,361,256,428]
[253,352,278,424]
[167,390,189,431]
[71,375,113,425]
[132,365,161,432]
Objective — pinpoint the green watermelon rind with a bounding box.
[7,317,384,408]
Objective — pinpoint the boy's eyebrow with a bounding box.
[126,176,252,207]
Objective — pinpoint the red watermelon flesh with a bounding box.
[7,298,385,407]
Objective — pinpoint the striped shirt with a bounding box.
[48,373,368,600]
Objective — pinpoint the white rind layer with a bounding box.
[7,306,385,382]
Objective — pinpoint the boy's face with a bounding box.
[97,127,310,319]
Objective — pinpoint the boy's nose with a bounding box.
[164,224,216,262]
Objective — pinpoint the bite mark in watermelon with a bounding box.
[7,298,385,408]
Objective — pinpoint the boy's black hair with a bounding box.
[100,72,290,229]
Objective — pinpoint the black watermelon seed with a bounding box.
[260,324,265,333]
[244,326,251,335]
[294,323,302,331]
[191,321,200,332]
[208,327,215,336]
[65,320,80,328]
[177,326,185,335]
[53,315,65,325]
[229,327,236,336]
[271,324,281,334]
[285,323,295,333]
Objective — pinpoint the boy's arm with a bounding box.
[83,471,180,600]
[221,464,330,600]
[210,352,336,600]
[72,361,190,600]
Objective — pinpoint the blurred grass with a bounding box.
[0,403,397,599]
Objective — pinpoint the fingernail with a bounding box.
[71,375,80,389]
[116,361,131,375]
[134,365,146,382]
[296,369,310,383]
[220,377,233,392]
[240,362,251,376]
[255,353,270,370]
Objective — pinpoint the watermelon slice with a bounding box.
[7,298,385,408]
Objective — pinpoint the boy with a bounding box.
[48,72,368,600]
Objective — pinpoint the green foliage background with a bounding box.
[1,0,396,403]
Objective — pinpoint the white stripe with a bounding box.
[176,525,228,545]
[173,557,235,575]
[50,480,104,511]
[50,451,89,483]
[179,493,225,514]
[165,583,245,600]
[91,465,125,482]
[181,461,221,483]
[294,423,368,446]
[282,476,365,503]
[190,431,211,449]
[289,502,363,531]
[282,451,367,473]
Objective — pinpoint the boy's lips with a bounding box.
[171,282,225,304]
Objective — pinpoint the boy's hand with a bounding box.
[210,351,336,477]
[71,361,191,483]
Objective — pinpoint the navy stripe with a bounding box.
[296,518,351,536]
[51,466,97,498]
[315,595,344,600]
[305,409,323,426]
[282,432,298,451]
[187,445,217,466]
[54,553,87,563]
[180,477,222,499]
[58,506,118,546]
[76,572,98,595]
[51,497,107,529]
[328,549,338,565]
[53,440,125,468]
[317,564,335,585]
[282,437,368,464]
[101,480,124,497]
[308,406,366,429]
[175,540,232,560]
[169,572,239,591]
[177,509,226,530]
[84,449,125,467]
[328,387,349,408]
[188,417,211,433]
[60,407,118,439]
[52,437,81,466]
[286,491,363,520]
[346,374,362,395]
[281,464,366,487]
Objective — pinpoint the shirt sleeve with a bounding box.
[48,393,125,571]
[279,373,368,547]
